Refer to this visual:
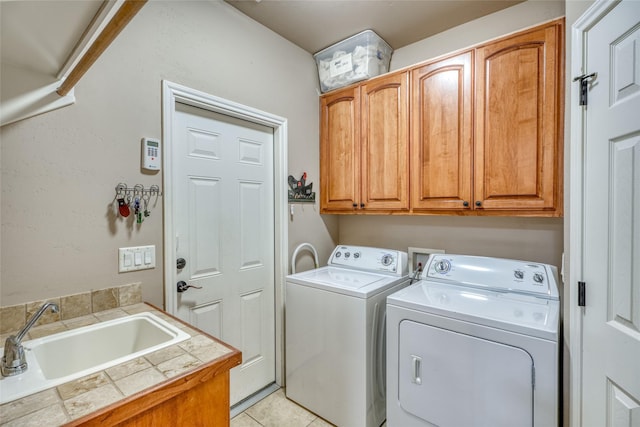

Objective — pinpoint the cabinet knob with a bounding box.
[352,203,358,208]
[475,201,482,207]
[463,201,469,207]
[360,203,365,208]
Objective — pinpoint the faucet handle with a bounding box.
[2,302,59,377]
[2,336,27,376]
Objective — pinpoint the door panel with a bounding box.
[320,87,361,211]
[411,51,473,211]
[475,23,562,211]
[189,177,221,278]
[190,301,222,339]
[361,72,409,211]
[581,1,640,425]
[173,102,275,405]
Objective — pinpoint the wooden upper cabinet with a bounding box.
[474,19,564,215]
[319,18,564,217]
[411,51,473,212]
[320,73,409,213]
[361,72,410,211]
[320,86,361,212]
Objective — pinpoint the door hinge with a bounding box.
[573,73,597,106]
[578,281,586,307]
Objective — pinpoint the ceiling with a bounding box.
[1,0,524,80]
[223,0,525,54]
[0,1,105,77]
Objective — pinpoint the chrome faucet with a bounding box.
[1,302,59,377]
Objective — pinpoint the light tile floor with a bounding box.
[231,389,335,427]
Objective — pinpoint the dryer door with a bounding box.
[398,320,533,427]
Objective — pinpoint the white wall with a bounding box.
[0,0,337,307]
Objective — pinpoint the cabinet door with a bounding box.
[320,86,361,212]
[475,21,563,214]
[361,72,410,211]
[410,51,473,212]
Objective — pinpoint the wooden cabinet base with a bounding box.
[64,337,241,427]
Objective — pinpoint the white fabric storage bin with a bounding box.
[314,30,393,93]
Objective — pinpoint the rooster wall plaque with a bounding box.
[288,172,316,202]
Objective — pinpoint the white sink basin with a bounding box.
[0,312,190,404]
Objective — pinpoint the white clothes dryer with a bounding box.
[387,254,560,427]
[286,245,410,427]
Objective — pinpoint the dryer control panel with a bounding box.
[423,254,559,300]
[328,245,408,275]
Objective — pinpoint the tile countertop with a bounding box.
[0,303,240,426]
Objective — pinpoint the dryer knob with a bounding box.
[533,273,545,283]
[434,259,451,274]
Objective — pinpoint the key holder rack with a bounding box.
[114,183,162,224]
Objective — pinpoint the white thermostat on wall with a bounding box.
[141,137,161,171]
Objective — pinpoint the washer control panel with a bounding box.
[423,254,559,300]
[328,245,408,275]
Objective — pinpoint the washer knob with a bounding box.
[514,270,524,280]
[345,252,351,259]
[533,273,545,283]
[335,251,342,258]
[381,254,394,266]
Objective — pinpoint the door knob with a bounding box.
[177,258,186,269]
[177,281,202,293]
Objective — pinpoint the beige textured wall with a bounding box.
[0,0,582,310]
[339,216,564,267]
[0,1,336,307]
[390,0,566,71]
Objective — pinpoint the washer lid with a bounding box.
[387,280,559,340]
[286,266,407,298]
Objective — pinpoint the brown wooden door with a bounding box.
[474,20,563,214]
[410,51,473,213]
[320,86,361,212]
[361,72,410,211]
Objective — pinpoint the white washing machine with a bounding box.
[387,254,560,427]
[286,245,410,427]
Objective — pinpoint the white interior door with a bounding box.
[579,1,640,425]
[172,101,275,405]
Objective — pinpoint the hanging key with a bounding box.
[118,198,130,217]
[142,193,151,217]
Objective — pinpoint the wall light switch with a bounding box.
[119,245,156,272]
[124,252,133,268]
